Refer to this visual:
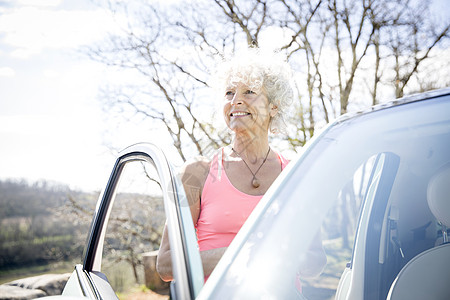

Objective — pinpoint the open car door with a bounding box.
[62,143,204,299]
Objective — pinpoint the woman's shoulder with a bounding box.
[182,155,211,171]
[179,156,212,186]
[271,148,290,162]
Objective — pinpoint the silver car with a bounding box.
[50,87,450,299]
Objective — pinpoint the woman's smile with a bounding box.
[230,111,251,118]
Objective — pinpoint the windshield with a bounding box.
[200,94,450,299]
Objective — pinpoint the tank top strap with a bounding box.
[276,151,289,170]
[217,148,223,180]
[208,148,224,181]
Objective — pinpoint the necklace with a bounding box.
[231,147,271,188]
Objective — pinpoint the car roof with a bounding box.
[336,87,450,124]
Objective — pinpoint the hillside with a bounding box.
[0,179,98,270]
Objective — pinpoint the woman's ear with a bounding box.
[269,103,278,118]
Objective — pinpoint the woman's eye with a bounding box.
[245,90,256,95]
[225,91,234,96]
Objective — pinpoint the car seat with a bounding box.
[386,163,450,300]
[428,163,450,246]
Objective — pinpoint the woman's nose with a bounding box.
[230,93,243,105]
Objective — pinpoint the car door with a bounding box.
[335,152,400,300]
[62,143,204,299]
[198,89,450,299]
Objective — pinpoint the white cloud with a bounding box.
[0,67,15,77]
[0,113,112,191]
[0,114,55,135]
[43,69,59,78]
[10,48,35,59]
[17,0,61,7]
[0,6,119,59]
[259,26,296,51]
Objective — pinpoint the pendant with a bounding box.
[252,177,260,188]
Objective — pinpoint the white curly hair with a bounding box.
[214,48,294,134]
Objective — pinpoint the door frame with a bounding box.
[82,143,203,299]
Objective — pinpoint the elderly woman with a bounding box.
[157,49,326,282]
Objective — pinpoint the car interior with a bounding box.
[385,163,450,299]
[363,123,450,299]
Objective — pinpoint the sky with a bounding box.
[0,0,149,191]
[0,0,449,192]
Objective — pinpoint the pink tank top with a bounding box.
[195,148,289,251]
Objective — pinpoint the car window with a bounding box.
[100,160,166,294]
[201,95,450,299]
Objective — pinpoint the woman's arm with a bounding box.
[156,224,173,281]
[156,157,209,281]
[157,224,227,281]
[199,247,227,277]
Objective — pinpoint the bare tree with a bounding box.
[88,0,449,157]
[385,1,449,98]
[88,1,229,162]
[85,1,449,254]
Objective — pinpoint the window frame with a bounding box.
[82,143,203,299]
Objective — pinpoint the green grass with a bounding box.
[102,259,146,293]
[2,234,73,248]
[0,260,77,284]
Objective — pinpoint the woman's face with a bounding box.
[222,81,276,136]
